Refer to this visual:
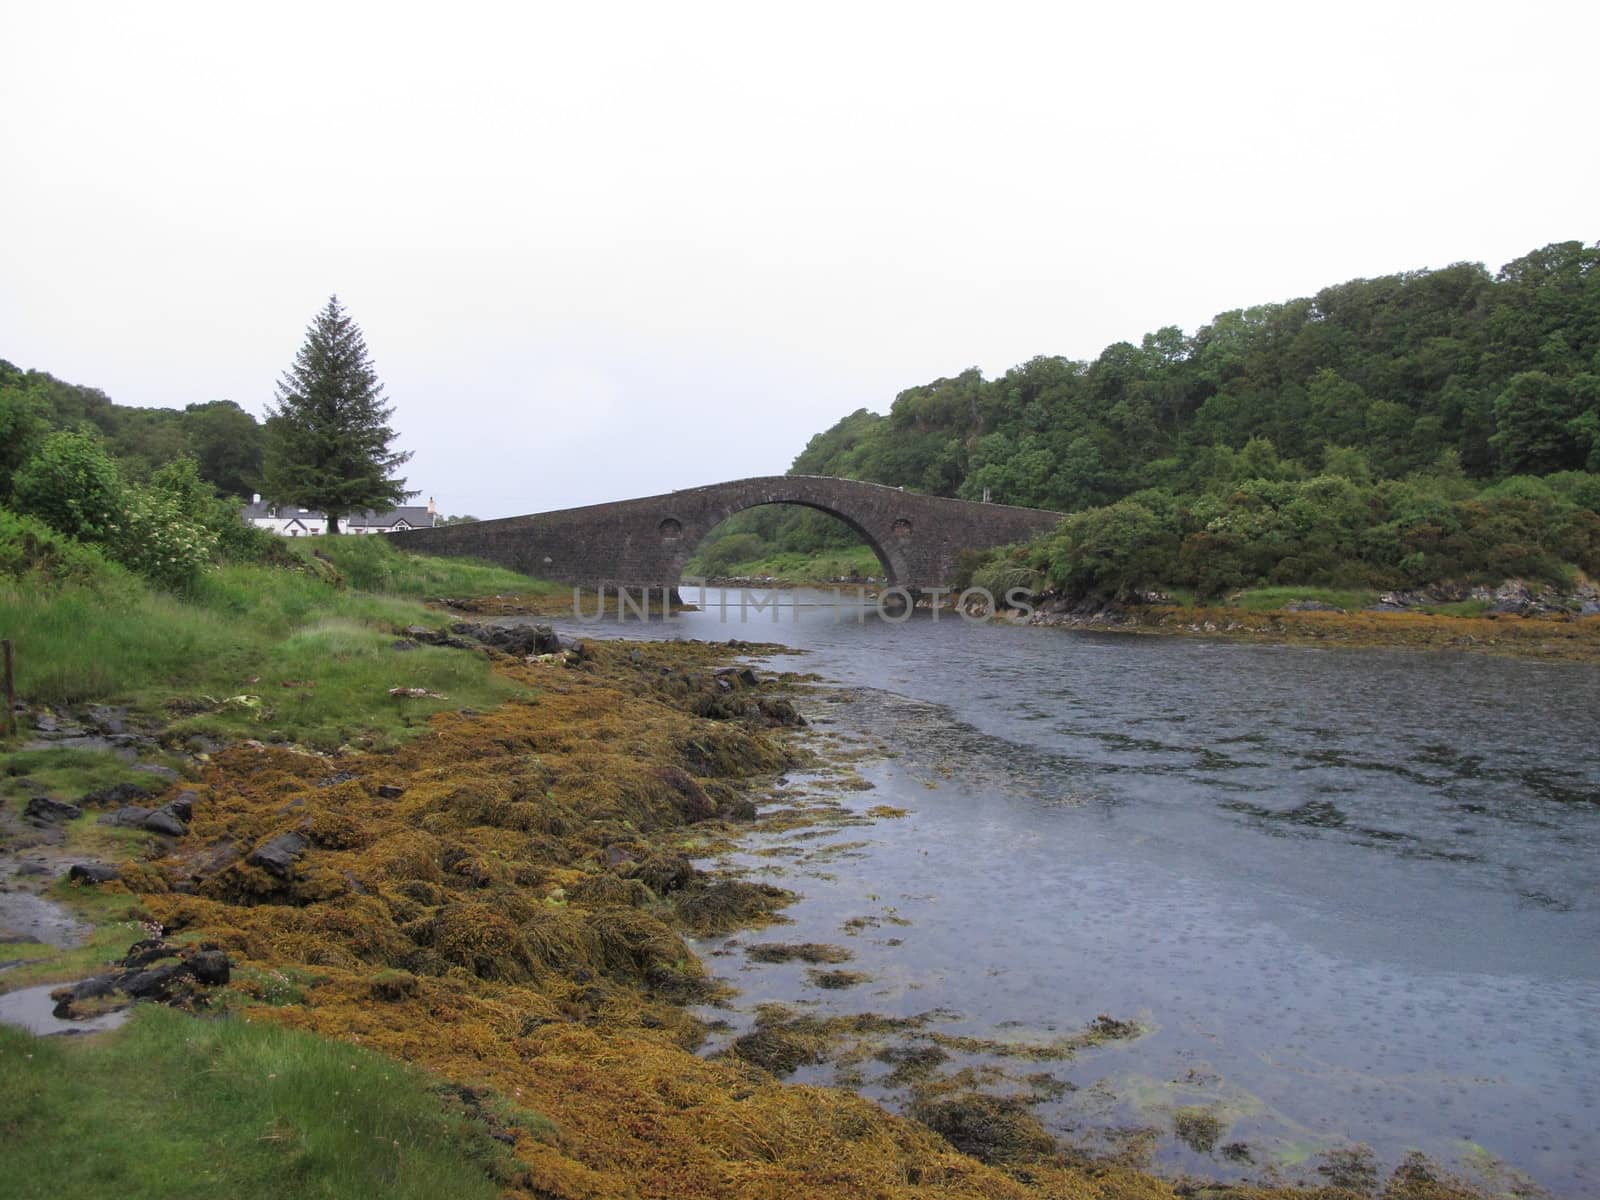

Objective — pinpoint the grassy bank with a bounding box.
[0,1005,518,1199]
[0,533,556,748]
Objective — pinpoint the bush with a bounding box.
[11,430,123,543]
[0,507,127,589]
[110,485,218,590]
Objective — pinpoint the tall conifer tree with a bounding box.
[263,296,411,531]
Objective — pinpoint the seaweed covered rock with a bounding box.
[247,831,310,878]
[427,903,534,981]
[908,1094,1056,1165]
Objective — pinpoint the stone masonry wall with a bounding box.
[392,476,1063,591]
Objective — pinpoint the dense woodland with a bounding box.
[698,240,1600,598]
[0,359,264,500]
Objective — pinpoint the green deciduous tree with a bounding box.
[1490,371,1584,474]
[11,430,124,542]
[262,296,412,532]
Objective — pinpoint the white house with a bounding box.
[243,496,440,536]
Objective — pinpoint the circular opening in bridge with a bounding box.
[892,518,913,539]
[683,505,891,584]
[658,518,683,541]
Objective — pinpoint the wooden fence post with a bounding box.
[2,639,14,738]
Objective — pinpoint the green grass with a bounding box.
[0,533,545,749]
[1226,586,1379,613]
[292,534,565,598]
[1,747,178,803]
[0,1005,526,1199]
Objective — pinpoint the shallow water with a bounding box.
[0,983,130,1036]
[548,590,1600,1194]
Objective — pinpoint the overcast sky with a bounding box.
[2,1,1596,518]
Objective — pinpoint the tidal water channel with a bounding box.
[543,588,1600,1194]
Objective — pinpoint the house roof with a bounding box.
[241,500,434,528]
[346,506,435,529]
[242,499,325,521]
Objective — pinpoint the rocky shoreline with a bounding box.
[2,623,1510,1199]
[1016,579,1600,663]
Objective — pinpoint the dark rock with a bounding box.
[1283,600,1345,613]
[97,806,153,828]
[187,949,231,985]
[167,791,199,821]
[376,784,406,800]
[52,974,120,1018]
[131,763,180,784]
[122,939,177,969]
[24,796,82,824]
[737,667,760,688]
[656,766,717,822]
[392,639,419,651]
[315,770,359,788]
[406,623,475,650]
[248,832,310,878]
[68,863,121,884]
[119,962,189,999]
[16,861,49,877]
[452,621,563,656]
[33,711,61,734]
[757,697,806,727]
[81,781,157,809]
[142,810,187,837]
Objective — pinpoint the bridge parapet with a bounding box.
[392,475,1063,590]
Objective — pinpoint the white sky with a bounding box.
[2,1,1596,517]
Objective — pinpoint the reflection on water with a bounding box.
[546,590,1600,1195]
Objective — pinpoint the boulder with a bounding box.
[51,974,120,1018]
[142,809,187,837]
[166,791,199,821]
[68,862,121,885]
[187,949,232,986]
[376,784,406,800]
[451,621,563,657]
[248,832,310,878]
[119,962,189,1000]
[757,697,806,727]
[23,796,81,824]
[1283,600,1344,613]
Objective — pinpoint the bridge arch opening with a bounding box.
[676,501,899,587]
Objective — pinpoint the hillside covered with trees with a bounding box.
[701,240,1600,599]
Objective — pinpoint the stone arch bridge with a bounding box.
[392,476,1063,592]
